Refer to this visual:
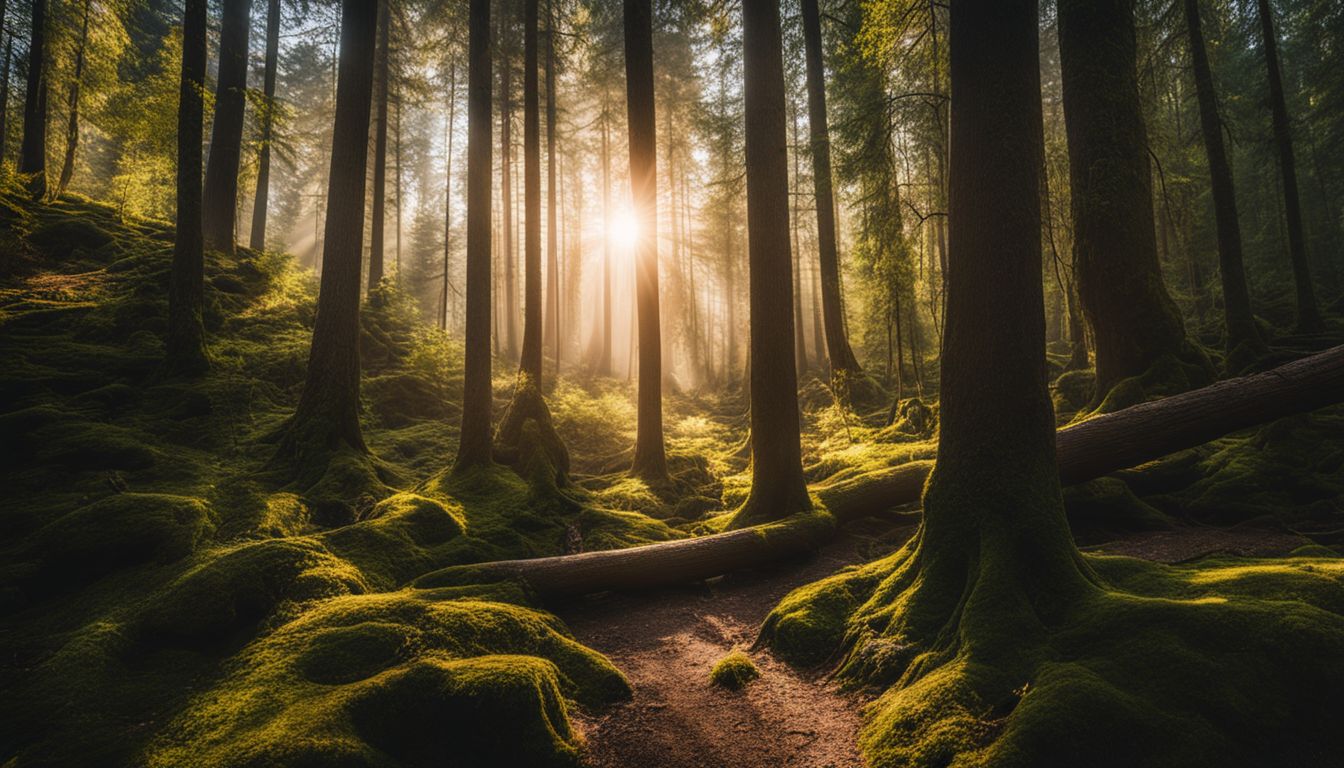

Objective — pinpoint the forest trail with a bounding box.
[560,528,892,768]
[558,522,1310,768]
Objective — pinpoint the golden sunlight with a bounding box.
[609,205,640,252]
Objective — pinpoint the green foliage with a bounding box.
[709,649,760,690]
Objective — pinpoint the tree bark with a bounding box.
[55,0,89,195]
[274,0,378,470]
[201,0,252,256]
[1184,0,1261,357]
[545,0,560,375]
[519,0,543,382]
[625,0,669,482]
[249,0,281,251]
[732,0,809,526]
[166,0,209,375]
[1256,0,1322,333]
[800,0,861,381]
[455,0,494,473]
[420,343,1344,598]
[367,0,390,293]
[18,0,47,199]
[1058,0,1192,402]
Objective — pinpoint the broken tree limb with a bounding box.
[415,345,1344,598]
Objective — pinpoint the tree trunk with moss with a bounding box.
[18,0,47,199]
[624,0,669,483]
[249,0,281,251]
[274,0,378,475]
[166,0,209,375]
[1256,0,1323,333]
[367,0,391,293]
[731,0,810,527]
[1184,0,1262,361]
[800,0,861,383]
[201,0,251,256]
[1058,0,1199,404]
[455,0,494,473]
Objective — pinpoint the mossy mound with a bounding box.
[1090,348,1215,415]
[145,590,630,768]
[762,542,1344,767]
[709,649,761,690]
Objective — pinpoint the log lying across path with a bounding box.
[415,346,1344,598]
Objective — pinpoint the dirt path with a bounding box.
[558,523,1309,768]
[559,528,898,768]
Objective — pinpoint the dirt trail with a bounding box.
[559,523,1308,768]
[560,528,895,768]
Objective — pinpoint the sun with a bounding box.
[609,206,640,251]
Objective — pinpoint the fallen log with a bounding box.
[414,345,1344,597]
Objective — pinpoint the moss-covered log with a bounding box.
[418,344,1344,597]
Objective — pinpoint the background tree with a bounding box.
[165,0,208,374]
[249,0,281,251]
[53,0,89,194]
[367,0,390,292]
[18,0,47,198]
[201,0,252,255]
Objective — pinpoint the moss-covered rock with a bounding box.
[709,650,760,690]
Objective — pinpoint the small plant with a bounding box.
[709,650,760,691]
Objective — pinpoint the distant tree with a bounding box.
[165,0,208,375]
[368,0,390,292]
[455,0,493,472]
[731,0,809,527]
[519,0,542,381]
[499,0,518,360]
[201,0,252,255]
[54,0,90,195]
[1183,0,1262,361]
[18,0,48,199]
[249,0,281,251]
[545,0,559,375]
[275,0,378,470]
[0,16,11,164]
[1057,0,1202,405]
[1256,0,1323,332]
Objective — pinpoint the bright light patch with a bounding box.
[610,206,640,251]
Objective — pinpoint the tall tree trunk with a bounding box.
[0,34,11,164]
[166,0,209,375]
[1256,0,1322,332]
[625,0,668,482]
[275,0,378,471]
[442,62,457,332]
[810,232,825,376]
[18,0,47,199]
[800,0,861,381]
[519,0,543,382]
[201,0,252,255]
[249,0,281,251]
[367,0,390,293]
[1058,0,1195,404]
[544,0,560,375]
[455,0,493,473]
[54,0,89,195]
[600,100,612,377]
[731,0,809,527]
[1184,0,1262,359]
[500,3,517,360]
[790,101,809,377]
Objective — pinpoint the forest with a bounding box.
[1,0,1343,765]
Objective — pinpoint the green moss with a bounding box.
[709,650,760,690]
[27,217,114,257]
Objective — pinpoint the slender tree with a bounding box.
[731,0,808,527]
[625,0,668,482]
[442,61,458,331]
[249,0,281,251]
[1057,0,1198,404]
[545,0,560,375]
[1256,0,1322,332]
[201,0,251,255]
[519,0,543,381]
[1183,0,1262,358]
[600,97,613,376]
[500,1,518,359]
[368,0,391,292]
[17,0,47,199]
[0,28,11,164]
[54,0,89,194]
[275,0,378,470]
[165,0,209,375]
[455,0,493,472]
[800,0,861,382]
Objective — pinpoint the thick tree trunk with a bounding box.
[625,0,669,482]
[518,0,543,382]
[1256,0,1322,333]
[274,0,378,471]
[800,0,861,381]
[249,0,281,251]
[1184,0,1261,358]
[55,0,89,195]
[455,0,493,473]
[201,0,252,256]
[1058,0,1193,402]
[18,0,47,199]
[166,0,209,375]
[732,0,809,527]
[421,344,1344,598]
[367,0,390,293]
